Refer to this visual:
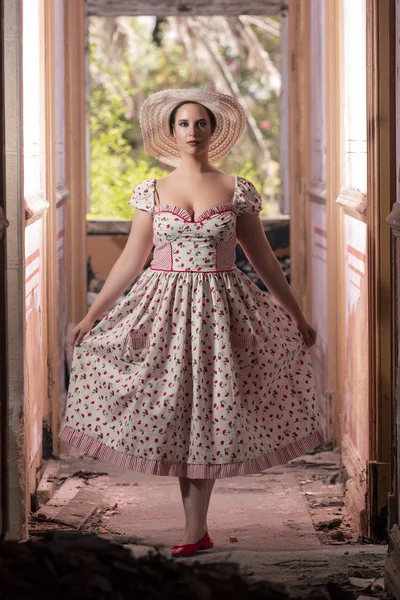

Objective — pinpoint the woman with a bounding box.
[60,88,326,557]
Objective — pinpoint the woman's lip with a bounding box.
[187,141,199,145]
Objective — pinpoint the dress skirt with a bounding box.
[59,266,326,478]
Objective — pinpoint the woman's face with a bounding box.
[172,103,214,159]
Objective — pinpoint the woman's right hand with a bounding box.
[72,316,96,347]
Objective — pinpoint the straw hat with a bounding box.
[139,88,246,167]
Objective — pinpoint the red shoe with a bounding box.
[171,531,214,557]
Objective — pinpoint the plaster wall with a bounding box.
[308,0,328,432]
[343,216,368,463]
[310,203,328,427]
[54,0,68,414]
[310,0,326,187]
[22,0,45,496]
[339,0,369,519]
[55,0,65,188]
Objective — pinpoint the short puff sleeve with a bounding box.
[235,176,263,215]
[127,179,155,214]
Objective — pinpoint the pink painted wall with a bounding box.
[343,215,368,461]
[310,204,328,426]
[24,220,44,488]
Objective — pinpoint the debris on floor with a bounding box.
[290,447,360,545]
[0,532,362,600]
[29,472,102,537]
[70,470,109,481]
[29,450,391,598]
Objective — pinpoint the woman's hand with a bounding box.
[72,316,96,347]
[295,317,317,347]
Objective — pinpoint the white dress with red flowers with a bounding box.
[59,175,326,478]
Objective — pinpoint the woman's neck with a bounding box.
[175,154,215,176]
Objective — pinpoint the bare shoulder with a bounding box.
[154,172,175,186]
[213,169,236,187]
[155,172,175,182]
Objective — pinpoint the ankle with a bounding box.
[182,525,207,544]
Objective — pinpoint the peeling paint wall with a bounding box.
[310,204,328,425]
[308,0,328,432]
[56,207,67,416]
[22,0,45,499]
[339,0,369,522]
[290,0,371,534]
[54,0,68,440]
[342,217,368,463]
[24,221,44,494]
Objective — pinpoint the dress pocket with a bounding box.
[121,332,150,365]
[230,333,258,348]
[230,332,259,370]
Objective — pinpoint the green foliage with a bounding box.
[88,16,281,220]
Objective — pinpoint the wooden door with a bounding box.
[290,0,394,539]
[328,0,394,540]
[365,0,395,541]
[385,0,400,591]
[0,0,9,536]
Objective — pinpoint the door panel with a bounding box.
[0,0,8,536]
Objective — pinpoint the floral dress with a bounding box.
[59,175,326,478]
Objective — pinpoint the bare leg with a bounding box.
[205,478,216,517]
[178,477,216,544]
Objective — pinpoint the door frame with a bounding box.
[65,1,290,326]
[3,0,27,540]
[385,0,400,593]
[366,0,395,541]
[0,0,9,538]
[64,1,87,325]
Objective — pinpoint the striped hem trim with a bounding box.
[59,426,327,479]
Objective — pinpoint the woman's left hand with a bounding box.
[295,318,317,347]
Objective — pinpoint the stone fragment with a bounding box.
[330,530,345,541]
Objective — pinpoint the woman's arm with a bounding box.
[236,214,315,345]
[86,209,154,323]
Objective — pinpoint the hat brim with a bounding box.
[139,89,246,167]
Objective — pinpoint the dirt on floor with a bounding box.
[29,445,391,599]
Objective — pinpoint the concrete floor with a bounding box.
[32,448,389,597]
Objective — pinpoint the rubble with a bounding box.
[0,532,355,600]
[70,470,109,481]
[29,451,390,597]
[315,519,343,531]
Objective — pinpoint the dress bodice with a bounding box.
[128,176,262,273]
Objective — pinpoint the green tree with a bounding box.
[88,15,281,220]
